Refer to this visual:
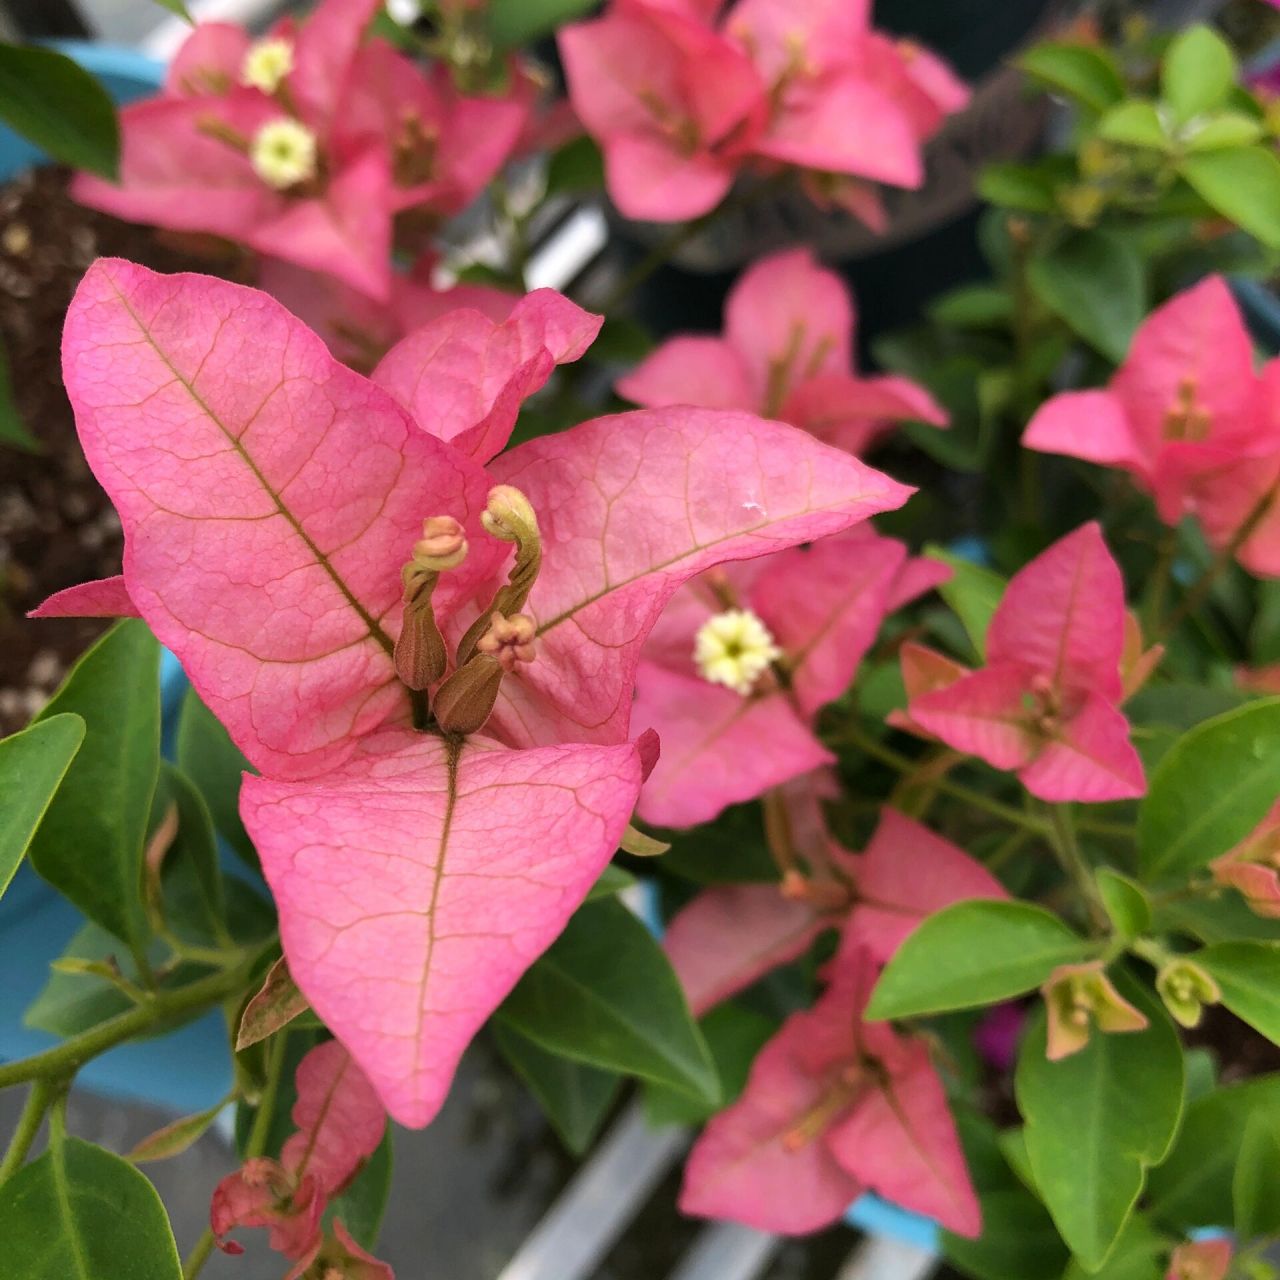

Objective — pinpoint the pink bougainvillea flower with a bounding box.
[212,1040,387,1269]
[1024,277,1280,530]
[558,2,765,221]
[634,526,945,827]
[257,254,518,371]
[43,260,907,1127]
[1211,799,1280,918]
[1040,961,1148,1061]
[680,945,980,1237]
[665,802,1005,1016]
[74,0,525,300]
[908,523,1146,803]
[618,248,946,455]
[1166,1240,1233,1280]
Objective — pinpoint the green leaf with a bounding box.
[659,801,779,885]
[0,337,37,451]
[928,285,1014,329]
[643,1002,775,1127]
[1185,111,1264,151]
[1198,942,1280,1045]
[1162,26,1237,123]
[0,1135,183,1278]
[1095,869,1151,940]
[485,0,599,48]
[943,1188,1068,1280]
[1234,1109,1280,1237]
[0,713,84,901]
[500,897,718,1103]
[29,622,161,959]
[1148,1074,1280,1229]
[492,1020,621,1155]
[150,764,230,949]
[176,688,256,866]
[1061,1215,1167,1280]
[0,44,119,179]
[925,546,1006,660]
[1138,698,1280,882]
[329,1129,393,1249]
[128,1098,228,1163]
[1098,101,1171,151]
[866,901,1097,1020]
[977,162,1056,213]
[149,0,193,18]
[1016,978,1184,1271]
[1180,146,1280,250]
[1028,230,1146,362]
[586,864,636,901]
[545,135,605,197]
[1019,42,1125,113]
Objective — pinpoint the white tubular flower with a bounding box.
[694,609,782,696]
[250,119,317,190]
[242,38,294,94]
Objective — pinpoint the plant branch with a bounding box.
[1045,804,1108,934]
[0,950,265,1092]
[0,1076,61,1184]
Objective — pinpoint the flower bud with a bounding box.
[432,653,504,736]
[481,485,539,544]
[1155,958,1220,1029]
[1167,1240,1232,1280]
[1041,961,1147,1061]
[412,515,468,571]
[474,611,536,673]
[395,570,448,691]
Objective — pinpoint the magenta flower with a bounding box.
[39,260,907,1127]
[679,945,980,1237]
[212,1040,389,1275]
[1025,276,1280,573]
[634,526,946,827]
[619,248,946,455]
[907,524,1146,803]
[665,800,1007,1016]
[73,1,526,300]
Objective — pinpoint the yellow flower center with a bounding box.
[242,38,294,94]
[250,119,317,190]
[694,609,781,696]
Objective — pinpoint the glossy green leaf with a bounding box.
[545,135,605,197]
[1061,1215,1167,1280]
[1096,869,1151,940]
[1162,25,1237,123]
[1234,1109,1280,1238]
[643,1002,776,1127]
[1019,42,1125,112]
[1016,979,1184,1270]
[928,285,1014,329]
[0,1135,182,1278]
[1028,230,1145,362]
[492,1020,620,1154]
[485,0,599,48]
[501,897,717,1103]
[150,764,230,949]
[1198,942,1280,1046]
[925,546,1006,660]
[0,713,84,901]
[1148,1074,1280,1229]
[29,622,160,959]
[977,162,1056,213]
[1138,699,1280,882]
[1180,146,1280,250]
[866,901,1096,1020]
[1098,101,1170,151]
[943,1188,1068,1280]
[0,337,37,451]
[176,688,255,866]
[1185,111,1264,151]
[587,864,636,901]
[0,44,119,178]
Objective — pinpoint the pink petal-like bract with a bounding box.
[29,575,140,619]
[242,730,643,1127]
[487,407,913,748]
[61,259,498,781]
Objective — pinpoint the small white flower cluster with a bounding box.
[694,608,782,696]
[242,37,294,94]
[240,39,318,191]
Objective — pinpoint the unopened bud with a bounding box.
[1155,958,1220,1029]
[481,485,539,544]
[432,653,505,735]
[1041,961,1147,1061]
[395,571,448,691]
[475,611,536,672]
[413,515,468,571]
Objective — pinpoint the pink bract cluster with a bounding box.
[559,0,968,222]
[1027,276,1280,579]
[73,0,529,301]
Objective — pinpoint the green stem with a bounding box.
[0,1077,60,1183]
[0,951,265,1092]
[182,1232,216,1280]
[1142,529,1177,636]
[1046,804,1108,934]
[597,216,709,314]
[839,723,1049,835]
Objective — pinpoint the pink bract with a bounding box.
[908,524,1145,803]
[45,259,908,1127]
[679,946,980,1237]
[618,248,946,455]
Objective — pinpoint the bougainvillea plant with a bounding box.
[7,4,1280,1280]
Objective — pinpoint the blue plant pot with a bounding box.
[0,43,243,1116]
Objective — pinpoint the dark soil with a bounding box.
[0,165,250,737]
